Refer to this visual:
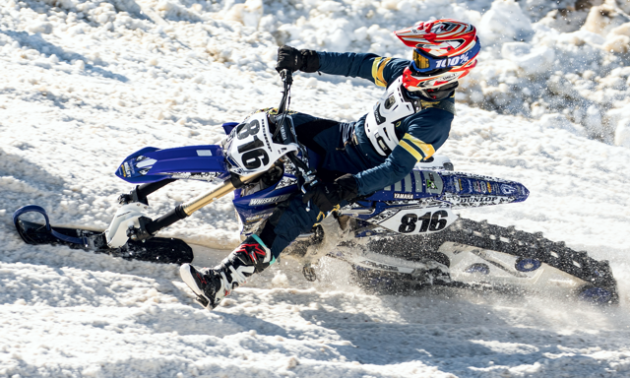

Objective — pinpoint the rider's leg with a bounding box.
[179,234,274,309]
[254,120,362,257]
[180,116,355,309]
[257,194,324,259]
[180,195,322,310]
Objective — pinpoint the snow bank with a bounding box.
[463,0,630,146]
[0,0,630,377]
[478,0,535,46]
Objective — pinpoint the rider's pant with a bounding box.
[257,113,361,258]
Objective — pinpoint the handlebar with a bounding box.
[274,69,318,195]
[273,69,292,141]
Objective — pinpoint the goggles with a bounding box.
[411,38,481,75]
[402,58,478,90]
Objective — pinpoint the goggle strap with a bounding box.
[411,39,480,73]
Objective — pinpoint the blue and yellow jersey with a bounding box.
[316,51,455,196]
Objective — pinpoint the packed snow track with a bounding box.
[1,0,630,377]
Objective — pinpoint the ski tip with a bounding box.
[13,205,50,227]
[13,205,52,245]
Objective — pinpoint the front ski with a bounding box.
[13,206,193,265]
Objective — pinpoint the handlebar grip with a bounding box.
[280,69,293,85]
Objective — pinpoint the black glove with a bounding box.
[302,174,358,213]
[276,45,320,73]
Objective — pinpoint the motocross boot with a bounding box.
[179,235,273,309]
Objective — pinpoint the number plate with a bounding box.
[224,112,299,175]
[379,208,455,234]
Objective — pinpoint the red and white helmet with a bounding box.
[394,19,480,91]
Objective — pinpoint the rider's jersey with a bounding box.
[316,51,455,196]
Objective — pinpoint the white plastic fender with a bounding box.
[415,155,453,171]
[105,203,150,248]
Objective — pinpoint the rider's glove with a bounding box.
[302,174,358,213]
[276,45,320,73]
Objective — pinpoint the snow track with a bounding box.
[1,0,630,377]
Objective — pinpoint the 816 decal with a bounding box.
[235,119,269,169]
[398,210,449,233]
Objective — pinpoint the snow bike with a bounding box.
[13,70,619,305]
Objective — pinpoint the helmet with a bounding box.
[394,19,480,91]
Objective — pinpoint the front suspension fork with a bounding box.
[107,172,265,248]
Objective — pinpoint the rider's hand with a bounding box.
[276,45,320,73]
[302,174,358,213]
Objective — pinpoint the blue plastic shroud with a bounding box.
[232,169,530,239]
[222,122,239,135]
[115,145,228,184]
[114,122,240,184]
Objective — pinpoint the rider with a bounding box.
[180,20,480,309]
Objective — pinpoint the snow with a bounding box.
[1,0,630,377]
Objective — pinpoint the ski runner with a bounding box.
[180,19,481,309]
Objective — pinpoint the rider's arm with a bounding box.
[317,52,408,87]
[354,108,454,196]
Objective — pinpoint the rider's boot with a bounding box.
[179,235,273,309]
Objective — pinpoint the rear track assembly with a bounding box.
[360,217,619,304]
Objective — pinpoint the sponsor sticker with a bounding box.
[500,184,517,195]
[479,181,487,193]
[438,73,457,82]
[245,214,267,223]
[394,193,414,200]
[426,173,438,190]
[436,53,470,69]
[473,181,481,192]
[454,179,462,192]
[458,196,500,203]
[196,150,213,156]
[249,194,291,206]
[378,138,388,151]
[116,211,131,218]
[487,182,493,193]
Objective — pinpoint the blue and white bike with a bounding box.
[13,71,618,305]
